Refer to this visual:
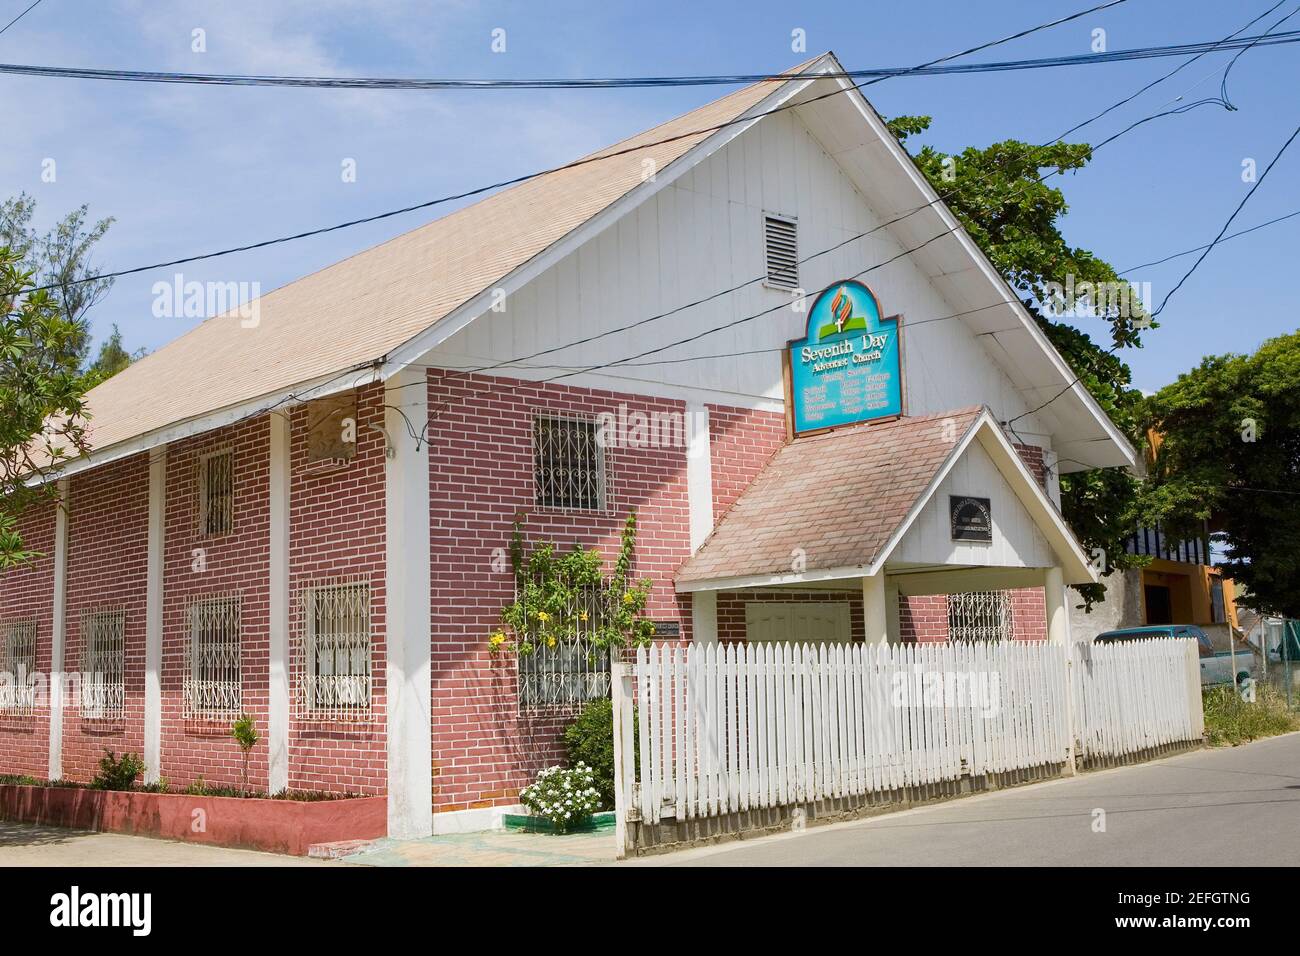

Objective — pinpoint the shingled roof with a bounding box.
[676,407,1097,589]
[72,60,821,461]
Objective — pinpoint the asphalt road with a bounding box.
[636,732,1300,867]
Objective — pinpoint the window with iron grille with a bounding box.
[199,449,234,535]
[534,415,607,511]
[0,619,37,714]
[184,594,241,719]
[80,607,125,719]
[946,590,1014,642]
[293,579,371,720]
[763,213,799,290]
[518,585,611,713]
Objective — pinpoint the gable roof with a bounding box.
[71,60,822,466]
[64,52,1134,478]
[675,407,1097,591]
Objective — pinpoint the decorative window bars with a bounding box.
[183,594,241,719]
[518,585,612,714]
[533,415,607,512]
[946,590,1014,643]
[0,619,37,714]
[80,607,125,720]
[199,449,234,535]
[293,579,371,720]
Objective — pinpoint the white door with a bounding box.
[744,602,851,644]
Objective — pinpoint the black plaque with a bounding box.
[651,620,681,638]
[950,495,992,542]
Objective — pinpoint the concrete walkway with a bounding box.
[0,821,330,866]
[341,828,617,867]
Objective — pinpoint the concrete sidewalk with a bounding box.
[341,828,617,867]
[0,821,330,866]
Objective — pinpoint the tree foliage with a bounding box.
[0,248,92,568]
[887,115,1149,605]
[1141,332,1300,617]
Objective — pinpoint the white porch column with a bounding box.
[143,448,167,784]
[47,479,69,781]
[385,367,433,839]
[685,402,713,552]
[691,591,718,644]
[267,412,291,793]
[1045,566,1067,645]
[862,570,889,645]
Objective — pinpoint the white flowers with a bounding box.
[520,762,600,832]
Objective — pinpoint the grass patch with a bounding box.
[1203,684,1299,746]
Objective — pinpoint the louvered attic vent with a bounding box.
[763,214,798,290]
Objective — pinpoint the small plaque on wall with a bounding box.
[950,495,992,542]
[651,620,681,638]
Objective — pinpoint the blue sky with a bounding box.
[2,0,1297,393]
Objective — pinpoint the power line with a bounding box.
[1119,207,1300,273]
[18,25,1300,91]
[22,0,1125,298]
[0,0,42,38]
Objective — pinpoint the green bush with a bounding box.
[519,763,600,832]
[563,697,640,811]
[1204,684,1299,746]
[91,750,145,791]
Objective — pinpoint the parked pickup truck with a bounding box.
[1094,624,1255,687]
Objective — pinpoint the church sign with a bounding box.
[786,280,902,436]
[950,495,993,542]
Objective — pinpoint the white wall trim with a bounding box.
[432,802,527,835]
[47,479,69,781]
[267,412,291,794]
[384,367,433,839]
[691,591,718,643]
[143,448,167,784]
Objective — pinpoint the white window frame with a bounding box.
[293,578,372,721]
[532,413,609,513]
[183,593,242,720]
[80,607,125,720]
[198,447,235,536]
[0,619,37,715]
[762,211,799,292]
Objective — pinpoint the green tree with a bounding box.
[887,116,1149,605]
[1141,332,1300,617]
[82,323,147,389]
[0,193,118,368]
[0,248,93,567]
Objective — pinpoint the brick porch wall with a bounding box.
[0,498,57,777]
[425,370,694,814]
[61,453,150,783]
[160,416,271,791]
[716,590,865,643]
[287,383,387,795]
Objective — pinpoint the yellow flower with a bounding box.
[622,592,634,606]
[579,611,589,622]
[536,611,550,623]
[547,636,557,648]
[489,632,506,647]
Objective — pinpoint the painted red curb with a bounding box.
[0,785,386,856]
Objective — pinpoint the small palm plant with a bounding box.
[230,714,260,797]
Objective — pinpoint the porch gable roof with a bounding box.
[675,406,1096,592]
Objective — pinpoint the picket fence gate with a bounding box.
[612,637,1202,843]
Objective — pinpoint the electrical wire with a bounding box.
[0,0,42,38]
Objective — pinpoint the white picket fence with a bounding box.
[612,637,1202,835]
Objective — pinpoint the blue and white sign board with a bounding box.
[787,280,902,435]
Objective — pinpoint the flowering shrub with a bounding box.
[518,763,601,832]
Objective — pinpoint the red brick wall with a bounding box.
[0,497,57,777]
[287,384,387,795]
[425,370,693,813]
[717,590,865,643]
[160,416,270,791]
[1012,441,1048,490]
[707,404,785,520]
[62,453,150,783]
[900,588,1047,642]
